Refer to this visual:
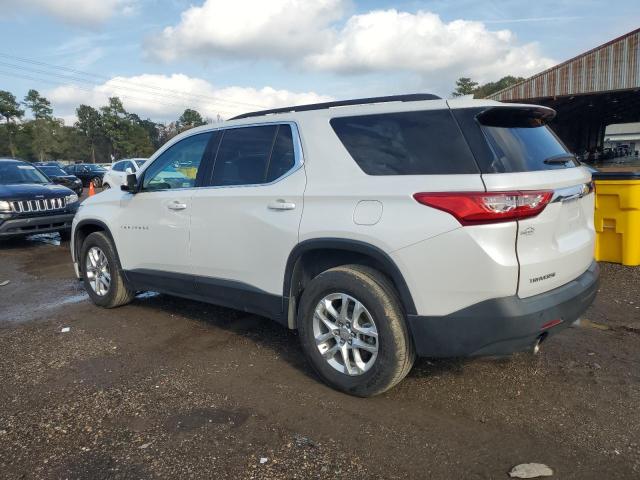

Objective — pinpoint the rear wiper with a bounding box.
[543,154,576,165]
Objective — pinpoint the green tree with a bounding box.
[0,90,24,157]
[473,75,525,98]
[75,104,102,163]
[451,77,478,97]
[178,108,206,131]
[23,89,53,120]
[100,97,130,160]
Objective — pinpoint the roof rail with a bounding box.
[229,93,442,120]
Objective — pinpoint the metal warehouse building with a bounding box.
[487,28,640,154]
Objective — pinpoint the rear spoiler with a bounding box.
[476,106,556,128]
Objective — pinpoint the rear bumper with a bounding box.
[0,213,75,238]
[407,261,599,357]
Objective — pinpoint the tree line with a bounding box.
[451,76,525,99]
[0,88,213,163]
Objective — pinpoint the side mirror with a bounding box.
[121,173,139,192]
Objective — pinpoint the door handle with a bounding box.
[167,201,187,211]
[268,200,296,210]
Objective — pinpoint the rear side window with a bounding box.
[330,110,479,175]
[210,124,297,186]
[453,107,578,173]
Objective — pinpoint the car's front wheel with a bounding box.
[298,265,415,397]
[91,176,102,188]
[80,231,135,308]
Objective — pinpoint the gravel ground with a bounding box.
[0,235,639,479]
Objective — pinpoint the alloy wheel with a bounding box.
[312,293,379,376]
[85,246,111,296]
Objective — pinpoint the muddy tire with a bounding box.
[298,264,415,397]
[80,231,134,308]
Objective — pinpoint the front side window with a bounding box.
[142,132,212,191]
[330,110,479,175]
[208,124,297,187]
[111,162,124,172]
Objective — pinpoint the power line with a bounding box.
[0,52,266,109]
[0,69,239,117]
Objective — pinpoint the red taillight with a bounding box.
[413,191,553,225]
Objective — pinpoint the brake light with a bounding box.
[413,191,553,225]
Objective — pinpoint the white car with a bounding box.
[71,94,599,397]
[101,158,147,189]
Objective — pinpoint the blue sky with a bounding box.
[0,0,638,123]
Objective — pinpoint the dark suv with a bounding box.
[64,163,107,187]
[0,159,80,239]
[36,165,83,195]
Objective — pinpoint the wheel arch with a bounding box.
[283,238,417,329]
[74,219,118,276]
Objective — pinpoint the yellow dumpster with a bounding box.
[593,171,640,266]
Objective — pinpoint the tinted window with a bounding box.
[111,162,124,172]
[39,166,67,176]
[143,133,212,190]
[65,165,75,173]
[453,107,578,173]
[266,126,296,182]
[0,162,50,185]
[211,125,278,186]
[330,110,479,175]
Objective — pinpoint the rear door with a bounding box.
[189,123,305,318]
[453,105,595,298]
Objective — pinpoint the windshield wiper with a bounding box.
[543,153,576,165]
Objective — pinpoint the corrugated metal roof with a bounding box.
[488,28,640,101]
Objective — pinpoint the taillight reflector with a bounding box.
[413,191,553,225]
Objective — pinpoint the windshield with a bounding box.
[0,162,50,185]
[39,166,67,177]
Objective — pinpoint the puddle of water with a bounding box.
[48,292,90,307]
[26,233,61,246]
[136,291,160,299]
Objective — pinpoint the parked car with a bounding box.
[36,165,83,195]
[0,158,79,239]
[64,163,107,188]
[70,94,598,396]
[102,158,147,189]
[34,161,66,169]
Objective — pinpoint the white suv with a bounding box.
[71,94,599,397]
[101,158,147,190]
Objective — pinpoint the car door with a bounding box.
[115,131,215,294]
[189,123,306,320]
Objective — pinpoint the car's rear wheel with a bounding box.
[102,182,110,190]
[80,231,134,308]
[298,265,415,397]
[91,176,102,188]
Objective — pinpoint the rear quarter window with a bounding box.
[452,107,579,173]
[330,110,479,175]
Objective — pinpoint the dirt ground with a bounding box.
[1,235,639,479]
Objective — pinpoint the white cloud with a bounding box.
[148,2,554,83]
[46,73,332,124]
[148,0,345,62]
[305,10,554,81]
[0,0,136,25]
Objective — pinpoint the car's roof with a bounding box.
[0,158,25,164]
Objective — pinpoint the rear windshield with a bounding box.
[453,107,579,173]
[330,110,479,175]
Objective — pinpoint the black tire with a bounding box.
[298,265,415,397]
[91,176,102,188]
[80,231,135,308]
[102,182,110,190]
